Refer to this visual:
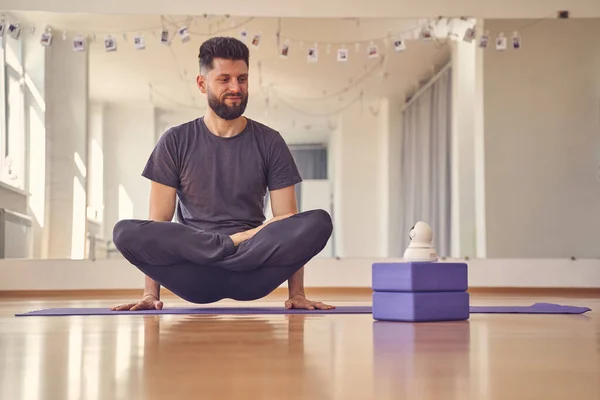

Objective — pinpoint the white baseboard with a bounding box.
[0,257,599,291]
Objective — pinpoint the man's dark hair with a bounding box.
[198,36,250,74]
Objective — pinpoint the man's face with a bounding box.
[199,58,249,120]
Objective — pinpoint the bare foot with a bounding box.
[229,213,294,246]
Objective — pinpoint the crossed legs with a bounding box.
[112,209,333,303]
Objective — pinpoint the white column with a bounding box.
[87,102,105,241]
[45,35,89,259]
[473,27,487,258]
[450,39,477,258]
[23,21,48,258]
[377,96,404,257]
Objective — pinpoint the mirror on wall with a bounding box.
[0,11,598,260]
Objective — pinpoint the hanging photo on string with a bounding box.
[73,35,85,52]
[104,35,117,52]
[393,39,406,52]
[40,30,52,46]
[251,34,261,48]
[240,30,248,42]
[8,22,21,39]
[512,32,521,49]
[367,44,379,59]
[280,43,289,58]
[134,35,145,50]
[307,47,318,63]
[178,26,190,43]
[463,27,476,43]
[160,28,170,45]
[495,34,507,51]
[479,32,489,48]
[337,48,349,62]
[420,26,433,40]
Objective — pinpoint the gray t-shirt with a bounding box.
[142,117,302,235]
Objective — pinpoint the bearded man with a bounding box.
[111,36,335,312]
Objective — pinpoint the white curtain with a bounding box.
[399,66,452,257]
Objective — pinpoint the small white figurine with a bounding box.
[403,221,439,262]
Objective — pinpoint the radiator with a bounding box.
[0,208,33,259]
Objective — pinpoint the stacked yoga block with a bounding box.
[372,261,470,322]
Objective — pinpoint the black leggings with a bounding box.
[112,209,333,304]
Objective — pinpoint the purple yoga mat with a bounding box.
[469,302,591,314]
[14,303,590,317]
[14,305,373,317]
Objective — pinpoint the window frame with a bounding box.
[0,32,27,192]
[0,34,6,180]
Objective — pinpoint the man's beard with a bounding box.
[207,88,248,120]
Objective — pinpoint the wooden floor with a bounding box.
[1,290,599,400]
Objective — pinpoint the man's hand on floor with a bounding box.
[111,294,164,311]
[285,294,335,310]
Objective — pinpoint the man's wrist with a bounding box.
[142,293,158,300]
[230,231,250,246]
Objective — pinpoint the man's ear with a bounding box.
[196,75,207,94]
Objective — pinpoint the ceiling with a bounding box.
[5,0,600,19]
[11,12,471,142]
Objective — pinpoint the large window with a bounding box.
[0,33,26,191]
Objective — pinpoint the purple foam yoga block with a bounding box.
[372,291,470,322]
[372,261,468,292]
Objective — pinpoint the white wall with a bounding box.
[329,96,403,257]
[1,26,161,257]
[102,103,156,240]
[483,19,600,258]
[1,257,600,291]
[331,100,382,257]
[300,179,333,257]
[155,109,198,142]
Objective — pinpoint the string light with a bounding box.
[0,12,556,120]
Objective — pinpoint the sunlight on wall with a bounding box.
[28,105,46,228]
[5,35,21,71]
[89,139,104,220]
[24,73,46,112]
[74,152,87,178]
[118,184,134,221]
[71,175,86,259]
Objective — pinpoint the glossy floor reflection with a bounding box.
[1,292,599,400]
